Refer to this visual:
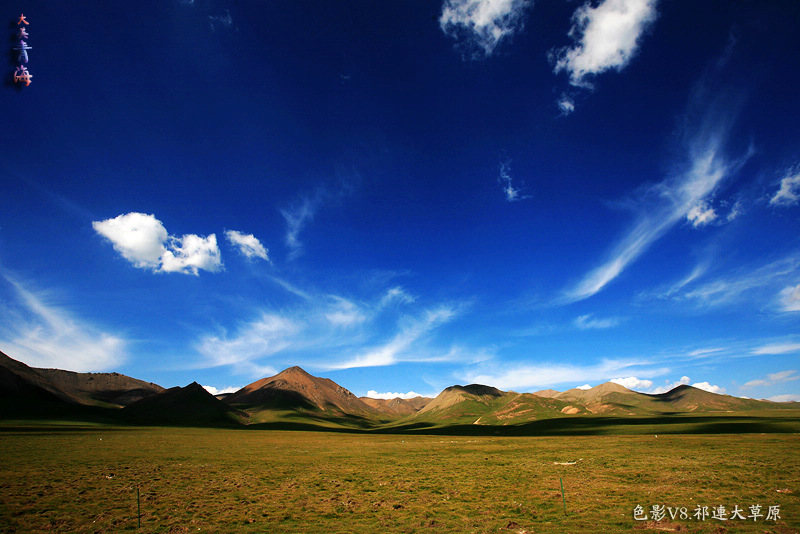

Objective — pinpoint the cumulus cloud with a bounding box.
[648,376,724,394]
[574,314,620,329]
[366,390,424,400]
[769,167,800,206]
[648,375,690,394]
[93,212,222,275]
[161,234,222,275]
[225,230,269,262]
[440,0,530,59]
[553,0,658,87]
[611,376,653,390]
[202,385,241,395]
[690,381,725,394]
[743,370,799,389]
[575,384,592,390]
[0,276,126,372]
[686,202,717,227]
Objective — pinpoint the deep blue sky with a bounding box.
[2,0,799,401]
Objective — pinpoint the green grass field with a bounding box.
[1,422,798,533]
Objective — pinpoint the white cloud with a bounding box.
[743,370,799,389]
[558,95,576,115]
[687,347,725,358]
[686,202,717,227]
[202,385,241,395]
[92,212,168,269]
[325,298,367,327]
[460,358,666,391]
[575,384,592,390]
[498,162,530,202]
[751,342,800,355]
[225,230,269,262]
[379,287,416,308]
[673,255,800,308]
[768,394,800,402]
[553,0,658,87]
[93,212,222,275]
[0,276,126,372]
[574,314,620,329]
[329,306,459,369]
[649,375,690,394]
[690,381,725,394]
[280,195,322,260]
[778,283,800,312]
[611,376,653,390]
[440,0,530,58]
[196,313,301,373]
[769,167,800,206]
[160,233,222,275]
[208,9,233,32]
[563,132,733,302]
[366,390,424,400]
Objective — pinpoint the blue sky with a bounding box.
[2,0,799,402]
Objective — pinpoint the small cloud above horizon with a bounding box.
[202,385,241,395]
[365,390,426,400]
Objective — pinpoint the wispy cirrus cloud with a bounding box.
[225,230,269,262]
[194,279,467,376]
[743,370,799,389]
[328,306,460,369]
[769,165,800,207]
[751,342,800,355]
[671,254,800,309]
[559,92,752,303]
[93,212,222,275]
[280,190,331,260]
[0,275,126,372]
[574,314,621,329]
[498,162,531,202]
[562,129,736,303]
[440,0,530,59]
[553,0,658,88]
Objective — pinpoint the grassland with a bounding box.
[1,422,798,533]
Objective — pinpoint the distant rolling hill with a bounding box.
[225,366,383,422]
[360,396,432,417]
[1,350,798,433]
[33,368,164,407]
[404,380,800,427]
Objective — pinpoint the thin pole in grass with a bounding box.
[560,478,567,516]
[137,486,141,528]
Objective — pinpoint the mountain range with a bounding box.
[1,350,798,432]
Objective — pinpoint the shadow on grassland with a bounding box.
[384,413,800,436]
